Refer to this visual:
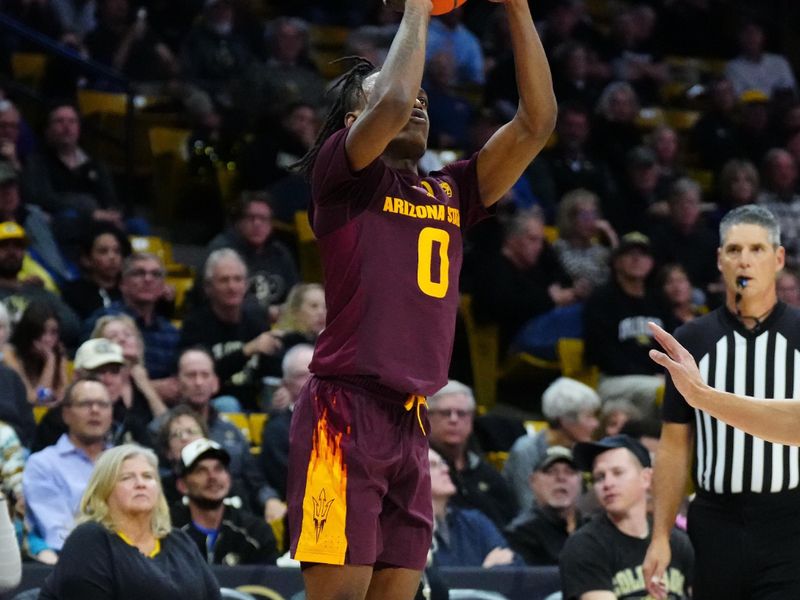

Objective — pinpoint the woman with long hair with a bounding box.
[274,282,326,345]
[4,301,67,405]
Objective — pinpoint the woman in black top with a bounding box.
[39,444,221,600]
[61,223,130,321]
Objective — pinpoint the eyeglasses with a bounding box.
[68,399,113,411]
[169,427,202,440]
[429,408,473,419]
[127,268,165,279]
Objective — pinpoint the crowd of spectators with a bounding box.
[0,0,798,597]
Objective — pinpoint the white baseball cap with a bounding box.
[74,338,124,371]
[179,438,230,476]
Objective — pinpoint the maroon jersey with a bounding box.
[309,128,490,395]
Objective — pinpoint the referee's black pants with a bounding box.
[688,490,800,599]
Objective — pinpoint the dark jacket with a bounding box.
[171,503,278,566]
[505,505,588,566]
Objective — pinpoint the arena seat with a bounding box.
[77,89,159,116]
[665,109,702,131]
[216,161,239,212]
[556,338,599,389]
[219,412,251,443]
[148,127,191,224]
[308,24,351,80]
[249,413,268,446]
[130,235,173,263]
[687,168,714,193]
[11,53,48,90]
[458,294,498,408]
[294,210,323,283]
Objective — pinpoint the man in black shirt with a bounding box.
[583,232,670,415]
[172,438,278,566]
[181,248,283,410]
[560,435,693,599]
[505,446,585,565]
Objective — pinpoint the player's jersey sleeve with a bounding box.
[437,153,492,231]
[310,128,390,236]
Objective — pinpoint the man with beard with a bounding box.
[505,446,586,566]
[153,347,282,521]
[171,438,278,566]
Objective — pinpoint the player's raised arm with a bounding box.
[476,0,557,207]
[344,0,433,172]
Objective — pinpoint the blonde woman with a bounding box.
[39,444,221,599]
[92,315,167,434]
[553,188,618,293]
[274,282,326,343]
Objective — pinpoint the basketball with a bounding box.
[431,0,467,16]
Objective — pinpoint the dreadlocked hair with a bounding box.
[292,57,377,178]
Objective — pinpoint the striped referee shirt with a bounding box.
[662,302,800,495]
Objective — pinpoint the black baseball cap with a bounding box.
[534,446,577,472]
[573,434,652,471]
[612,231,653,260]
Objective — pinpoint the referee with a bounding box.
[644,205,800,599]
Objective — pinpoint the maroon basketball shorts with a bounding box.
[288,376,433,570]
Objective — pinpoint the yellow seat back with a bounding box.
[129,235,174,266]
[249,413,269,447]
[557,338,599,388]
[219,412,251,443]
[459,294,498,408]
[11,53,48,89]
[294,210,323,283]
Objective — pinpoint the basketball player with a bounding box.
[287,0,556,598]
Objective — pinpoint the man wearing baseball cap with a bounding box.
[583,232,671,416]
[34,338,152,450]
[171,438,278,566]
[0,221,79,345]
[505,446,586,566]
[0,161,72,284]
[559,435,693,599]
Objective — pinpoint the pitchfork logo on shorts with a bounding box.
[312,488,335,542]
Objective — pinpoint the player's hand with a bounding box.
[643,535,671,599]
[648,321,705,406]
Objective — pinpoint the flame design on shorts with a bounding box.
[294,398,350,564]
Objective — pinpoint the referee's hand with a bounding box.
[643,536,670,600]
[648,321,705,405]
